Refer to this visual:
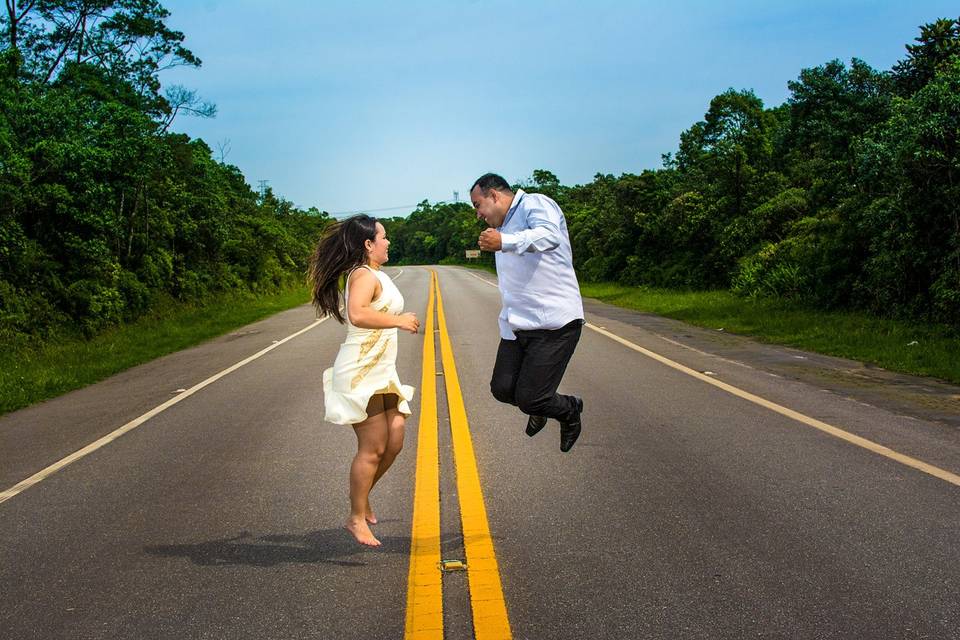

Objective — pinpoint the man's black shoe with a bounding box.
[559,397,583,452]
[526,415,548,437]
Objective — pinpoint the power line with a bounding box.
[329,198,460,218]
[331,203,433,215]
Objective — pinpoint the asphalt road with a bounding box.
[2,265,959,640]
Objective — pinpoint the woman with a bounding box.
[309,215,419,547]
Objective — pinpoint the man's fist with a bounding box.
[478,228,502,252]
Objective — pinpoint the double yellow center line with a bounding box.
[405,271,512,640]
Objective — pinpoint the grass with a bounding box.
[0,286,312,416]
[579,282,960,385]
[6,269,959,417]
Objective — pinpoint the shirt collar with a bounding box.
[500,189,526,229]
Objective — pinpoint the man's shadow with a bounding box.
[144,528,418,568]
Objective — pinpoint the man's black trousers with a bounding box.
[489,319,583,422]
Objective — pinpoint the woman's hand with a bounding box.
[396,312,420,334]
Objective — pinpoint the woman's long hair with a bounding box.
[308,214,378,323]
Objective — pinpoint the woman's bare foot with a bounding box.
[365,501,378,525]
[345,516,381,547]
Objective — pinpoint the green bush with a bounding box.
[64,279,125,335]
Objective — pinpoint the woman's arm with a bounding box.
[347,269,419,333]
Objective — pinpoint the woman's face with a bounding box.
[365,222,390,266]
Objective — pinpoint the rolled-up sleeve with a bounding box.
[500,203,561,254]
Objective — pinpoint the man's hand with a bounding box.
[478,228,502,252]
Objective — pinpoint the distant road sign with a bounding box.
[465,249,481,259]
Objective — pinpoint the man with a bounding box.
[471,173,585,452]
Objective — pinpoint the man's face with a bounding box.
[471,186,508,228]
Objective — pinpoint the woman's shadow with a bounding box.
[145,528,417,568]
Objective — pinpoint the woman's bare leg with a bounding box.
[365,401,405,524]
[346,408,388,546]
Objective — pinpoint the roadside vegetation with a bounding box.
[0,285,311,415]
[0,3,330,414]
[3,8,959,414]
[0,2,331,344]
[579,283,960,384]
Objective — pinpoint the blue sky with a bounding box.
[161,1,957,216]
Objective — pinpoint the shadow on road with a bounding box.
[144,528,412,567]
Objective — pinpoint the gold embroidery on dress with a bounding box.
[358,330,383,359]
[351,340,390,389]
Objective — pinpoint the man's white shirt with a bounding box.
[494,189,584,340]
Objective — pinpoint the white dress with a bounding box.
[322,266,415,425]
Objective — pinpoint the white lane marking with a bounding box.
[462,266,960,487]
[655,334,754,370]
[0,317,330,505]
[463,269,498,288]
[588,324,960,488]
[0,271,413,506]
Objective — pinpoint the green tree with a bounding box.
[855,57,960,321]
[892,17,960,95]
[0,1,328,338]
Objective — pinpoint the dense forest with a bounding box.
[2,6,958,345]
[384,17,960,326]
[0,0,330,340]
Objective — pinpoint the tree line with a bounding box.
[2,8,957,343]
[384,17,960,326]
[0,1,330,340]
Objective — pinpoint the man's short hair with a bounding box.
[471,173,513,195]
